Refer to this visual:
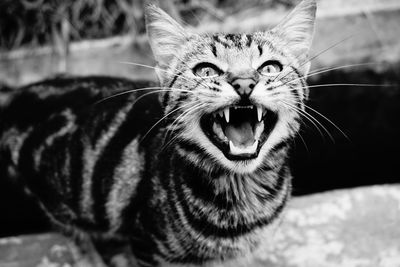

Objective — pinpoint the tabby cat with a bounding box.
[0,0,316,266]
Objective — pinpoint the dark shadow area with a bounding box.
[0,178,50,237]
[0,65,399,237]
[292,65,400,195]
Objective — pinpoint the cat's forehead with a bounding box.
[186,32,284,67]
[211,33,255,49]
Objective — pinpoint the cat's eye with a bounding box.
[258,60,282,76]
[193,63,222,78]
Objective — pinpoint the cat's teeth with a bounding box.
[254,121,264,140]
[218,111,224,118]
[223,108,230,123]
[229,140,258,155]
[257,106,263,122]
[213,122,226,141]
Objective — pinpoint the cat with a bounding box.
[0,0,316,266]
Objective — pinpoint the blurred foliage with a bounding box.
[0,0,147,50]
[0,0,297,51]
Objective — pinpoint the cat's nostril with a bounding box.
[231,78,256,96]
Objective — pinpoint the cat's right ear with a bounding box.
[145,4,188,69]
[271,0,316,74]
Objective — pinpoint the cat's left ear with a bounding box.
[145,4,189,70]
[272,0,316,74]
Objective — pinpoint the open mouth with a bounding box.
[200,104,278,160]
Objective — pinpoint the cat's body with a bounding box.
[0,75,289,266]
[0,1,316,266]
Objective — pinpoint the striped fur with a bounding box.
[0,0,316,266]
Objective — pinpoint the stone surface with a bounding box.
[0,185,399,266]
[258,185,400,267]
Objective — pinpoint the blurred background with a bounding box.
[0,0,399,238]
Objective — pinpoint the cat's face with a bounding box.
[146,0,316,173]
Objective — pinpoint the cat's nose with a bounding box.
[231,78,256,97]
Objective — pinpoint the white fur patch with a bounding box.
[33,109,77,171]
[81,102,133,221]
[106,138,142,232]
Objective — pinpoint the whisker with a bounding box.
[164,102,204,139]
[282,82,395,98]
[119,61,174,75]
[302,34,356,70]
[161,122,200,152]
[94,87,195,105]
[119,61,211,88]
[161,103,206,151]
[139,101,202,143]
[306,83,395,89]
[274,34,357,82]
[164,100,206,133]
[279,100,334,142]
[297,130,310,153]
[280,62,391,89]
[307,62,382,78]
[279,100,325,139]
[302,102,349,140]
[284,98,349,140]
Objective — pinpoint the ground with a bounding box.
[1,185,399,267]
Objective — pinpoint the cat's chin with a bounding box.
[199,104,278,162]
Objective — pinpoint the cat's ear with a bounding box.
[145,4,189,68]
[272,0,316,73]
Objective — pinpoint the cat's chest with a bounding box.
[156,220,281,267]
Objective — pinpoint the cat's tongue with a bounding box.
[224,122,254,147]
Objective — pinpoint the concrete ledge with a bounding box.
[1,0,400,86]
[1,185,399,266]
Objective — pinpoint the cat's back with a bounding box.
[0,76,162,227]
[0,75,162,172]
[0,76,158,131]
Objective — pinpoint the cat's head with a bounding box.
[145,0,316,174]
